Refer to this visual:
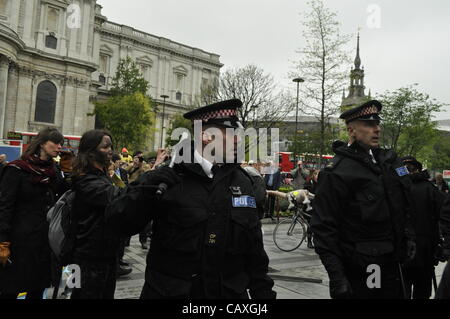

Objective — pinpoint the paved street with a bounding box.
[112,219,447,299]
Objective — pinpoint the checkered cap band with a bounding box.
[346,105,379,122]
[191,109,237,121]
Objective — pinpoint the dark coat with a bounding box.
[439,194,450,252]
[310,141,414,281]
[118,167,129,185]
[106,164,275,299]
[264,168,281,190]
[72,170,124,263]
[404,170,445,269]
[0,165,65,293]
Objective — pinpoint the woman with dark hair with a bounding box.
[70,129,126,299]
[0,128,65,299]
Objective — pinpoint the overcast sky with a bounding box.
[97,0,450,119]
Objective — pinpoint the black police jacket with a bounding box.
[106,163,276,299]
[72,169,124,262]
[404,170,444,268]
[310,141,415,281]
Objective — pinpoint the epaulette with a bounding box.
[324,156,342,171]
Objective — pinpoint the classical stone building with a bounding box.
[0,0,222,151]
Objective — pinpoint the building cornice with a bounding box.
[98,22,223,69]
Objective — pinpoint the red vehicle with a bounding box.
[276,152,295,173]
[277,152,334,173]
[7,131,81,154]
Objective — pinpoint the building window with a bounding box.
[0,0,9,15]
[99,74,106,85]
[45,34,57,49]
[176,91,182,101]
[47,8,59,33]
[100,54,109,74]
[35,81,57,123]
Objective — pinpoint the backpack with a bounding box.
[47,189,77,266]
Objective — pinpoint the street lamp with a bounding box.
[160,94,169,148]
[292,77,304,165]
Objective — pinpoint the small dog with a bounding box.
[266,189,314,212]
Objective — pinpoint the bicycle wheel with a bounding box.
[273,217,307,252]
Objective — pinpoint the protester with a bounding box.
[120,148,133,164]
[127,151,147,183]
[106,99,275,299]
[291,160,309,190]
[434,173,449,194]
[0,128,65,299]
[70,130,128,299]
[112,153,128,185]
[264,161,281,219]
[0,154,6,176]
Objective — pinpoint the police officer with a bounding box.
[436,183,450,298]
[310,100,416,299]
[106,99,276,299]
[400,156,445,298]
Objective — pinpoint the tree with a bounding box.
[200,64,294,130]
[165,113,193,147]
[428,133,450,171]
[93,56,154,151]
[378,84,444,157]
[110,56,149,97]
[290,0,351,164]
[94,93,154,151]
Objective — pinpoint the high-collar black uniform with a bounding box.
[106,162,275,299]
[402,170,445,299]
[310,141,415,298]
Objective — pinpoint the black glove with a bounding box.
[405,240,416,262]
[140,166,181,188]
[442,248,450,262]
[434,244,449,264]
[329,277,353,299]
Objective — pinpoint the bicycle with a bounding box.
[271,190,313,252]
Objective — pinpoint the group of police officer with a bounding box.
[311,100,450,299]
[102,98,450,299]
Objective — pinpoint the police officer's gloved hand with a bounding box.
[406,240,417,262]
[442,248,450,262]
[140,166,181,189]
[329,277,353,299]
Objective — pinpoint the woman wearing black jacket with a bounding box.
[0,128,65,299]
[70,130,125,299]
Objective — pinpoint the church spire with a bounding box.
[354,31,361,70]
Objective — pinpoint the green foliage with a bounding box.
[110,56,149,97]
[378,84,444,159]
[427,133,450,171]
[289,124,338,156]
[93,56,155,151]
[94,92,155,151]
[165,114,193,147]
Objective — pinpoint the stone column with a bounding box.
[0,55,10,139]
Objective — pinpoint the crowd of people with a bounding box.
[0,98,449,300]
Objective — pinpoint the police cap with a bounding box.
[183,99,244,129]
[340,100,383,124]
